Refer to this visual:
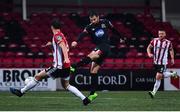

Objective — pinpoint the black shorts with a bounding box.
[154,64,166,73]
[93,43,111,65]
[45,66,70,79]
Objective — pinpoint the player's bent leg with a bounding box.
[149,73,162,98]
[148,91,155,99]
[70,56,92,73]
[21,70,47,93]
[10,70,47,97]
[10,87,24,97]
[70,51,99,73]
[88,51,100,60]
[170,71,178,78]
[88,63,99,101]
[10,77,38,97]
[164,71,178,78]
[88,92,98,102]
[61,78,91,106]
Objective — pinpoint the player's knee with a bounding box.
[91,72,98,75]
[156,73,163,80]
[34,70,47,81]
[64,85,69,90]
[88,52,99,59]
[62,81,70,90]
[88,53,94,58]
[34,75,42,81]
[90,70,98,74]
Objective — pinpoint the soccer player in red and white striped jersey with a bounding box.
[10,19,91,105]
[147,29,178,98]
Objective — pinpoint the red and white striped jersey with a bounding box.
[52,31,70,69]
[150,38,173,65]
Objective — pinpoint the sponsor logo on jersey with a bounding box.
[95,29,104,37]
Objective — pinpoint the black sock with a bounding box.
[90,73,98,95]
[72,57,92,68]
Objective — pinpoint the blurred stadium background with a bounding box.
[0,0,180,111]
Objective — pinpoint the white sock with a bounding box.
[164,71,174,78]
[67,85,86,100]
[21,78,38,93]
[152,80,161,94]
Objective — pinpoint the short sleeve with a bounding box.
[104,19,113,28]
[84,25,90,33]
[169,42,173,50]
[150,39,154,46]
[54,34,64,44]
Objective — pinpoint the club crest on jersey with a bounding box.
[57,36,62,41]
[95,29,104,37]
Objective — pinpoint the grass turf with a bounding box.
[0,91,180,111]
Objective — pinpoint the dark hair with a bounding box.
[51,19,61,29]
[158,28,165,32]
[89,11,98,17]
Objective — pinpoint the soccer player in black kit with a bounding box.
[71,11,125,102]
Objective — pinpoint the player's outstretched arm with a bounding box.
[42,41,52,47]
[71,31,88,48]
[110,26,126,43]
[147,44,153,58]
[169,44,175,65]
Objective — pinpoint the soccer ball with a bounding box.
[24,77,34,85]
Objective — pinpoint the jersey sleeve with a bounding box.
[150,39,154,46]
[54,34,64,45]
[169,42,173,50]
[104,19,113,28]
[84,25,90,33]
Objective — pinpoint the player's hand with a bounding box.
[64,58,70,64]
[46,42,52,46]
[42,42,52,47]
[120,39,125,43]
[148,53,153,58]
[71,41,78,48]
[171,59,175,65]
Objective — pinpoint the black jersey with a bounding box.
[84,19,113,45]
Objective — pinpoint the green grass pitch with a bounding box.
[0,91,180,111]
